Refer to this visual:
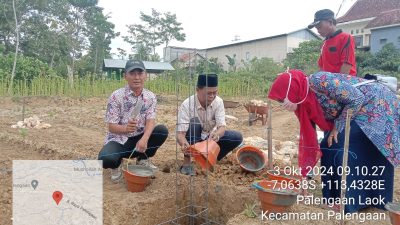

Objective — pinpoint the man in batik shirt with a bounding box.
[98,60,168,182]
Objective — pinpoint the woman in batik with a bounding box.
[268,69,399,213]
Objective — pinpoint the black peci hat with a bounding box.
[197,74,218,87]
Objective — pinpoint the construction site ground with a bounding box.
[0,96,399,225]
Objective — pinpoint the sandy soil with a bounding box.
[0,96,398,225]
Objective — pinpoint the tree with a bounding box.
[124,10,161,59]
[373,43,400,72]
[196,57,224,74]
[8,0,19,94]
[0,0,31,54]
[65,0,98,83]
[150,53,161,62]
[83,6,118,75]
[159,11,186,48]
[0,54,56,81]
[225,54,236,72]
[248,57,284,77]
[0,0,116,79]
[19,6,71,69]
[129,43,151,61]
[117,48,127,60]
[124,8,185,61]
[356,43,400,78]
[284,39,322,75]
[355,49,374,74]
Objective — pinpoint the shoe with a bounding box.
[110,166,122,183]
[137,159,158,171]
[180,164,196,176]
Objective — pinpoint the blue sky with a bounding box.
[98,0,356,58]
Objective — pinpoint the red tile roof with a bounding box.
[178,52,204,61]
[365,9,400,28]
[171,52,205,64]
[337,0,400,23]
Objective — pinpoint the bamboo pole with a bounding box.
[267,99,273,170]
[340,109,353,225]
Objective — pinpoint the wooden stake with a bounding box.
[22,96,25,122]
[267,100,273,170]
[340,109,353,225]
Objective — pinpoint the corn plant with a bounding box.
[19,128,28,139]
[242,202,258,218]
[0,72,270,98]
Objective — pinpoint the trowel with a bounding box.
[131,98,144,119]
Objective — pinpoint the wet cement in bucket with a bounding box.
[386,202,400,214]
[238,152,265,171]
[126,165,154,176]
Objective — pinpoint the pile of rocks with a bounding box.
[11,115,51,129]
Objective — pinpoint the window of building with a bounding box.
[380,38,387,45]
[351,30,354,34]
[356,29,359,34]
[354,36,363,47]
[246,52,250,61]
[361,29,364,33]
[366,34,371,46]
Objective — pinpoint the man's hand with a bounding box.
[177,132,190,154]
[125,119,137,133]
[136,137,148,153]
[209,132,220,142]
[181,141,190,153]
[328,126,339,147]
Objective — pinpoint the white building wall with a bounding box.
[287,30,319,53]
[206,37,288,71]
[337,19,373,47]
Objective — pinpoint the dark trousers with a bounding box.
[98,124,169,169]
[320,121,394,213]
[186,118,243,160]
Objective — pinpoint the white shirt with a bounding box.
[177,95,226,139]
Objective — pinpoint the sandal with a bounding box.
[180,164,196,176]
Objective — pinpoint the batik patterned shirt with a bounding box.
[104,86,157,145]
[309,71,400,167]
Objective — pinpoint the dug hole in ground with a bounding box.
[0,96,399,225]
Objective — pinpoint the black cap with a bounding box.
[125,60,145,73]
[197,74,218,87]
[308,9,335,29]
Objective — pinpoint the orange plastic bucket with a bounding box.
[188,140,220,170]
[385,202,400,225]
[266,170,302,189]
[252,180,299,214]
[236,145,266,172]
[122,165,153,192]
